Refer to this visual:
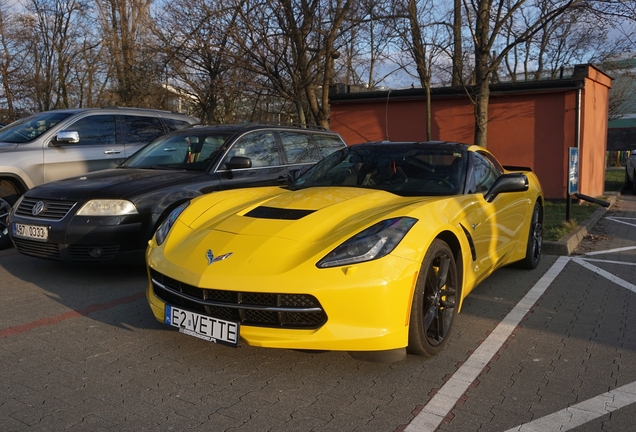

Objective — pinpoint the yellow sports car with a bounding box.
[146,141,543,362]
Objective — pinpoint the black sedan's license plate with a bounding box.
[12,223,49,241]
[165,305,239,347]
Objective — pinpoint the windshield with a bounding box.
[122,131,231,171]
[0,112,73,143]
[289,144,467,196]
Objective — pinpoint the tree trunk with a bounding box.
[473,0,491,147]
[451,0,462,87]
[407,0,431,140]
[473,77,490,147]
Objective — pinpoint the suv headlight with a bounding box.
[317,217,417,268]
[77,199,138,216]
[155,201,190,246]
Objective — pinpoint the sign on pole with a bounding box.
[568,147,579,195]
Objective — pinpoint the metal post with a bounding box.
[567,88,582,221]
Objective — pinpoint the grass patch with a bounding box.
[604,168,625,192]
[543,200,599,241]
[542,167,622,241]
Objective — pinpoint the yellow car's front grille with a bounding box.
[151,269,327,329]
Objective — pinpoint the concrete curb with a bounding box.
[542,192,620,256]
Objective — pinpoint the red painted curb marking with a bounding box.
[0,292,146,338]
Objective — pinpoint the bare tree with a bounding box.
[70,32,109,108]
[451,0,462,86]
[153,0,248,123]
[349,0,401,89]
[388,0,453,139]
[603,56,636,121]
[500,4,630,82]
[20,0,90,111]
[463,0,581,146]
[402,0,439,139]
[0,2,24,120]
[96,0,162,106]
[237,0,355,128]
[462,0,636,146]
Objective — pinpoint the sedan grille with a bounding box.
[151,269,327,329]
[12,239,120,262]
[13,238,61,259]
[67,245,120,262]
[16,197,76,221]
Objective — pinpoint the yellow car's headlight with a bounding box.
[76,199,138,216]
[317,217,417,268]
[155,201,190,246]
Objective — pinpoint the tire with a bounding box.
[633,170,636,195]
[407,239,458,357]
[516,202,543,269]
[626,168,634,191]
[0,180,20,250]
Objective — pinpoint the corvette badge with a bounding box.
[207,249,233,265]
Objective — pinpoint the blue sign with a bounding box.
[568,147,579,195]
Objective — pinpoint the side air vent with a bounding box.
[245,206,315,220]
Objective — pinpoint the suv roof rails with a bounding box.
[244,121,327,131]
[98,106,180,114]
[185,122,330,131]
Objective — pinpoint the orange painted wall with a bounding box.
[330,67,611,199]
[580,69,612,198]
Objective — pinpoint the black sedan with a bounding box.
[7,124,347,263]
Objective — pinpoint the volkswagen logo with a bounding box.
[32,201,45,216]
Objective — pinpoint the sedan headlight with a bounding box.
[317,217,417,268]
[77,199,138,216]
[155,201,190,246]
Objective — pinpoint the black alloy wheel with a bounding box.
[407,239,458,357]
[517,202,543,269]
[0,181,19,250]
[0,197,14,250]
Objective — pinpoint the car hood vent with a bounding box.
[245,206,315,220]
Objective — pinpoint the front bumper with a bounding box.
[146,255,421,353]
[9,209,147,263]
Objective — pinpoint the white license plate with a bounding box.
[165,305,239,347]
[12,223,49,241]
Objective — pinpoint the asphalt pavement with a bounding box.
[1,192,635,431]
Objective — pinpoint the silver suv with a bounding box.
[0,107,198,248]
[626,152,636,194]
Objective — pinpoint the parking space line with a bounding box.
[504,381,636,431]
[605,216,636,228]
[584,245,636,257]
[0,292,145,338]
[572,257,636,294]
[405,256,571,432]
[582,258,635,266]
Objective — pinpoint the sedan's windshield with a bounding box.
[122,131,231,171]
[0,112,73,143]
[290,144,467,196]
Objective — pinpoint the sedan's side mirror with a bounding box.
[51,131,80,146]
[484,173,528,203]
[225,156,252,170]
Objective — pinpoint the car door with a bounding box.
[118,115,167,158]
[462,151,527,282]
[217,131,289,189]
[278,131,322,173]
[43,114,125,183]
[312,133,347,158]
